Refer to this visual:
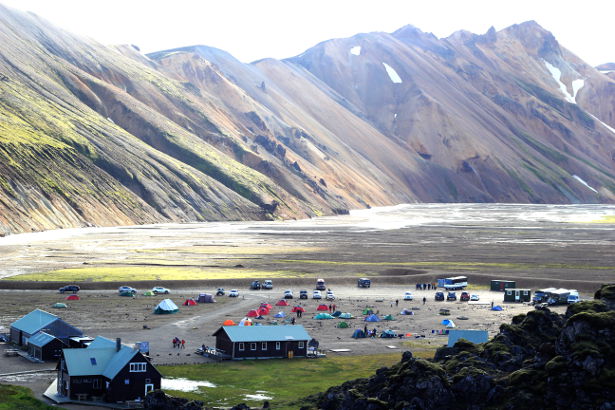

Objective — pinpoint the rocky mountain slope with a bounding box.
[304,284,615,410]
[1,4,615,235]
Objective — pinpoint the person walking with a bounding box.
[364,324,368,336]
[332,303,336,312]
[291,317,296,325]
[181,339,185,349]
[422,296,426,305]
[395,299,399,307]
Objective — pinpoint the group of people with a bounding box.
[172,337,185,349]
[416,282,437,290]
[364,325,378,338]
[328,303,336,312]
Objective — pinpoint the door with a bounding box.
[515,291,520,302]
[499,282,505,291]
[145,384,154,395]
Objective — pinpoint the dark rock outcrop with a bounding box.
[144,389,204,410]
[304,284,615,410]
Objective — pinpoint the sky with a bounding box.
[2,0,613,66]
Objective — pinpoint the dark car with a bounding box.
[435,291,445,301]
[299,290,308,299]
[447,292,457,301]
[216,288,225,296]
[250,280,261,290]
[357,278,371,288]
[460,291,470,301]
[59,285,80,294]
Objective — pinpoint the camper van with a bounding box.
[567,290,580,304]
[316,279,326,290]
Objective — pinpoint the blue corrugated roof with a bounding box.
[447,329,489,347]
[102,346,138,379]
[219,325,310,342]
[28,331,57,347]
[11,309,58,334]
[63,343,138,378]
[88,336,116,349]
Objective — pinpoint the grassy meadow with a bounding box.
[0,384,60,410]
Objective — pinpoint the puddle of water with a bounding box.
[162,377,216,391]
[244,393,273,400]
[0,373,53,383]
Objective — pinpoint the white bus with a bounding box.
[443,276,468,290]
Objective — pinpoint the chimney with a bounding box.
[116,338,121,352]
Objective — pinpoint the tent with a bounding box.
[491,305,503,311]
[383,314,395,321]
[154,299,179,314]
[183,298,197,306]
[275,299,289,306]
[364,314,381,322]
[291,306,305,313]
[339,312,353,319]
[257,307,270,316]
[316,304,329,311]
[362,308,373,315]
[65,295,80,301]
[337,321,349,328]
[380,329,398,338]
[260,303,273,309]
[142,291,154,296]
[400,309,413,315]
[314,313,334,320]
[331,311,342,317]
[239,318,252,326]
[246,309,259,317]
[197,293,215,303]
[352,329,366,338]
[119,291,134,297]
[222,319,236,326]
[441,319,456,328]
[52,303,67,309]
[255,315,265,320]
[274,311,286,318]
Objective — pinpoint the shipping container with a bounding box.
[490,280,517,292]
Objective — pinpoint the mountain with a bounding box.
[1,5,615,235]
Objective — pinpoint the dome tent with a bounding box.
[222,319,236,326]
[239,318,252,326]
[143,291,154,296]
[339,312,354,319]
[314,313,334,320]
[352,329,366,338]
[274,311,286,318]
[291,306,305,312]
[441,319,456,328]
[197,293,215,303]
[183,298,197,306]
[331,311,342,317]
[52,303,67,309]
[246,310,259,317]
[316,304,329,311]
[337,321,349,328]
[65,295,80,301]
[380,329,398,338]
[383,314,395,321]
[275,299,289,306]
[362,308,373,315]
[154,299,179,314]
[364,314,381,322]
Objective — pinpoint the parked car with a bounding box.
[447,292,457,301]
[435,291,445,301]
[403,291,413,301]
[325,290,335,300]
[299,290,308,299]
[460,291,470,301]
[312,290,322,299]
[59,285,80,294]
[250,280,261,290]
[284,289,294,299]
[118,286,137,295]
[216,288,225,296]
[470,294,480,301]
[357,278,371,288]
[316,278,326,290]
[229,289,239,297]
[152,286,170,295]
[263,280,273,290]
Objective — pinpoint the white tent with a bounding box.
[154,298,179,314]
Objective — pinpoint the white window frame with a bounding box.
[93,378,100,389]
[275,342,281,350]
[261,342,267,350]
[238,342,245,351]
[129,363,147,372]
[250,343,257,351]
[298,342,305,349]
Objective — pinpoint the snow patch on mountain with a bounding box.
[382,62,402,83]
[572,79,584,101]
[572,175,598,193]
[543,60,575,103]
[350,46,361,56]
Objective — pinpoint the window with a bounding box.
[250,343,257,351]
[90,357,97,365]
[129,363,147,372]
[93,378,100,389]
[125,379,130,385]
[261,342,267,350]
[506,290,512,296]
[275,342,281,350]
[524,290,529,295]
[298,342,305,349]
[238,343,245,351]
[145,378,151,384]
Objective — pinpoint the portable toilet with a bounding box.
[490,280,517,292]
[504,288,531,303]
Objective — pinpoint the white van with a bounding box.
[567,290,580,304]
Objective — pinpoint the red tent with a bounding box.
[65,295,80,301]
[183,299,197,306]
[291,306,305,312]
[246,309,259,317]
[275,299,289,306]
[257,307,270,315]
[317,304,329,311]
[260,303,273,309]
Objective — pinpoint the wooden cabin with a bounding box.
[213,325,310,360]
[10,309,83,346]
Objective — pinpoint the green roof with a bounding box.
[215,325,310,342]
[11,309,58,334]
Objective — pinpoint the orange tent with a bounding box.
[223,319,237,326]
[183,299,197,306]
[246,309,259,317]
[65,295,80,301]
[316,304,329,311]
[275,299,289,306]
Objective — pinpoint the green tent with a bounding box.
[154,299,179,314]
[339,312,354,319]
[384,314,395,321]
[362,308,373,315]
[119,291,135,297]
[52,303,67,309]
[337,321,349,328]
[314,313,334,320]
[143,291,154,296]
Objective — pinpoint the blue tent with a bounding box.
[331,311,342,317]
[380,329,397,338]
[352,329,366,338]
[491,305,503,311]
[274,311,286,318]
[364,314,381,322]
